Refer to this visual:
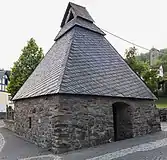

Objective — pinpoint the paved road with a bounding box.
[1,120,167,160]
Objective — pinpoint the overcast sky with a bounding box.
[0,0,167,69]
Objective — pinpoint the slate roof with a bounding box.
[13,2,156,100]
[55,17,105,40]
[61,2,94,27]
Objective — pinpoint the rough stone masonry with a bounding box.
[14,94,160,153]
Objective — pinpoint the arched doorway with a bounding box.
[113,102,133,141]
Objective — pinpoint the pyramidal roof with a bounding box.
[13,2,156,100]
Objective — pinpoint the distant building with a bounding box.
[0,70,10,92]
[150,48,161,66]
[0,70,14,119]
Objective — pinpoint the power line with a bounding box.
[101,28,150,51]
[101,28,167,68]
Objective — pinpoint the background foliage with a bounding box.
[7,38,44,97]
[125,47,158,93]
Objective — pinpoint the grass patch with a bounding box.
[156,97,167,108]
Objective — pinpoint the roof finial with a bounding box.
[61,2,94,28]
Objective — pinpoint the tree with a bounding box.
[136,52,149,63]
[136,48,167,72]
[7,38,44,97]
[125,47,158,93]
[156,53,167,73]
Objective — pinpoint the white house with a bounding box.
[0,70,13,113]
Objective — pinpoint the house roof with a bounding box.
[13,3,156,100]
[0,70,10,80]
[0,70,5,79]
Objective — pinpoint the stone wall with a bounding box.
[54,95,114,153]
[14,95,60,149]
[159,109,167,121]
[14,94,161,154]
[131,100,160,137]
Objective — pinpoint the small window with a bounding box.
[29,117,32,128]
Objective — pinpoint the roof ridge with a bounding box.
[55,17,105,41]
[12,43,57,99]
[57,28,76,93]
[69,2,86,9]
[13,29,75,100]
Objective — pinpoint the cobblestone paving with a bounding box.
[19,154,62,160]
[87,138,167,160]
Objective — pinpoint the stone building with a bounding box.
[13,2,161,153]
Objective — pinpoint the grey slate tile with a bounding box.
[13,3,156,100]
